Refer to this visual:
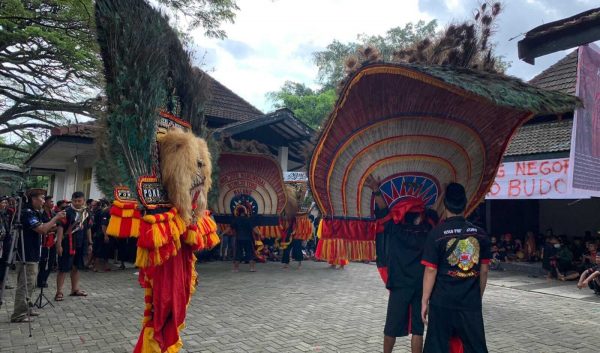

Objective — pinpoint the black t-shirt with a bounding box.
[100,210,110,227]
[231,216,255,240]
[59,207,91,250]
[542,244,558,270]
[20,208,44,262]
[0,210,9,240]
[375,207,431,290]
[571,244,585,261]
[421,216,491,311]
[93,209,110,237]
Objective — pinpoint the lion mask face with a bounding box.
[158,128,212,224]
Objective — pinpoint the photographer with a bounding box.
[11,189,65,323]
[0,197,12,289]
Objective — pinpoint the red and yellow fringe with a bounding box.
[134,212,213,353]
[293,214,313,241]
[184,211,219,251]
[255,225,281,238]
[314,218,376,263]
[255,214,314,241]
[107,200,141,238]
[135,208,184,269]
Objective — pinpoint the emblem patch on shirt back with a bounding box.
[446,236,480,278]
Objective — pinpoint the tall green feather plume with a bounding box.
[94,0,209,200]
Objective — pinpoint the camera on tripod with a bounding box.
[0,188,66,330]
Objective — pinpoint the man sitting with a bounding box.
[577,253,600,295]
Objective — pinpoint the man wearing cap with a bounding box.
[421,183,491,353]
[11,189,65,323]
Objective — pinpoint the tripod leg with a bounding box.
[0,231,17,307]
[34,286,54,309]
[19,229,33,336]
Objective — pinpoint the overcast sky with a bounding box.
[190,0,598,112]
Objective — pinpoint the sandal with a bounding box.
[11,316,34,323]
[70,290,88,297]
[55,292,64,301]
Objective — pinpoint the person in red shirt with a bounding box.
[37,195,58,287]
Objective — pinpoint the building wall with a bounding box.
[89,166,102,199]
[64,164,78,199]
[51,172,66,200]
[539,198,600,237]
[48,157,104,200]
[489,199,540,237]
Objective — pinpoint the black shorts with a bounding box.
[235,239,254,262]
[424,304,488,353]
[58,248,86,273]
[384,288,424,337]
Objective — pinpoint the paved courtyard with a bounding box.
[0,260,599,353]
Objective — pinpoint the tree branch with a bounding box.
[0,123,55,134]
[0,142,30,154]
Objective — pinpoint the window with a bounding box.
[82,168,93,198]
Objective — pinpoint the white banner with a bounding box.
[284,171,307,182]
[486,158,575,199]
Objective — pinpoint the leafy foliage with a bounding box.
[0,134,40,165]
[0,0,103,151]
[269,21,438,129]
[267,82,336,130]
[314,20,438,89]
[94,0,210,197]
[158,0,239,38]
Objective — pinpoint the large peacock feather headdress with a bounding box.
[94,0,209,205]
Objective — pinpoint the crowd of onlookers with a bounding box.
[489,229,600,295]
[0,191,138,322]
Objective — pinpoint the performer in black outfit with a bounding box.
[366,175,436,353]
[421,183,491,353]
[231,208,257,272]
[281,217,303,270]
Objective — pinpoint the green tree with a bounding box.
[159,0,239,38]
[267,82,336,130]
[0,0,103,153]
[269,21,438,129]
[314,20,438,89]
[0,135,39,165]
[0,0,238,156]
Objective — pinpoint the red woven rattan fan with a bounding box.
[214,152,287,226]
[309,63,579,261]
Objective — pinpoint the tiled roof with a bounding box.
[204,75,263,122]
[528,50,578,95]
[0,163,23,173]
[50,123,97,139]
[505,119,572,157]
[524,8,600,40]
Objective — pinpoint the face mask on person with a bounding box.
[554,244,561,249]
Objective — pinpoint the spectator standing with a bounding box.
[37,196,58,287]
[0,197,13,289]
[55,191,92,301]
[92,200,112,272]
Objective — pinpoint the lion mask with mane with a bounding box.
[159,128,212,225]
